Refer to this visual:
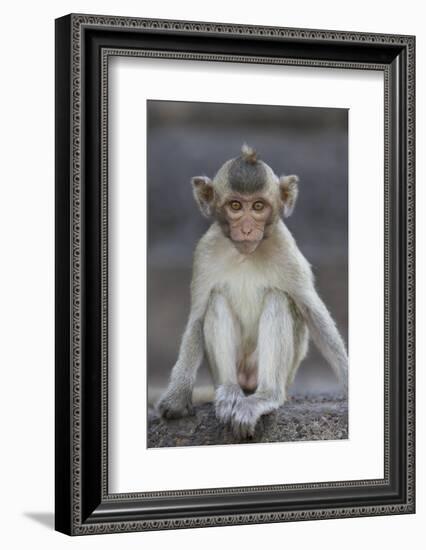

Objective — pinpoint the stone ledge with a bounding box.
[148,395,348,448]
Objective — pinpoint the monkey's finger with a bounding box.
[215,402,233,424]
[235,420,250,440]
[159,402,190,419]
[241,424,249,439]
[247,422,256,438]
[232,420,243,440]
[161,408,182,419]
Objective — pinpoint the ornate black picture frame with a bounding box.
[55,13,415,535]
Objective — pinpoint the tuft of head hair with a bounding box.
[241,143,258,165]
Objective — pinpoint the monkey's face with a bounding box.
[191,145,300,254]
[221,194,273,254]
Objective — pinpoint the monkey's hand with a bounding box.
[157,386,194,419]
[215,384,244,424]
[231,394,280,439]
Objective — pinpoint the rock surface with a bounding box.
[147,395,348,448]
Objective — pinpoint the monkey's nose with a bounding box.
[242,227,253,236]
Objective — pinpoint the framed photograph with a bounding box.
[55,14,415,535]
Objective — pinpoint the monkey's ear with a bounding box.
[278,175,299,217]
[191,176,215,217]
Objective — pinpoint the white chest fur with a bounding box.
[211,249,279,352]
[196,222,304,353]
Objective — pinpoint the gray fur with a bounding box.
[215,384,244,424]
[157,318,204,418]
[228,155,267,193]
[230,290,307,439]
[158,148,348,439]
[296,291,348,394]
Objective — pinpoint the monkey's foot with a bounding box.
[215,384,244,424]
[157,389,194,419]
[231,395,280,439]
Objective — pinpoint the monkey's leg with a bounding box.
[231,290,294,438]
[203,291,244,424]
[158,317,204,419]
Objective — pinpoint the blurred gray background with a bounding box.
[147,100,348,404]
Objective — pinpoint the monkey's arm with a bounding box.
[158,237,213,418]
[157,315,204,418]
[294,287,348,393]
[280,233,348,392]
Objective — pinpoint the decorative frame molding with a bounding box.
[55,13,415,535]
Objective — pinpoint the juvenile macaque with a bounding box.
[158,144,348,438]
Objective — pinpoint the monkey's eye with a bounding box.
[253,201,265,211]
[230,201,242,211]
